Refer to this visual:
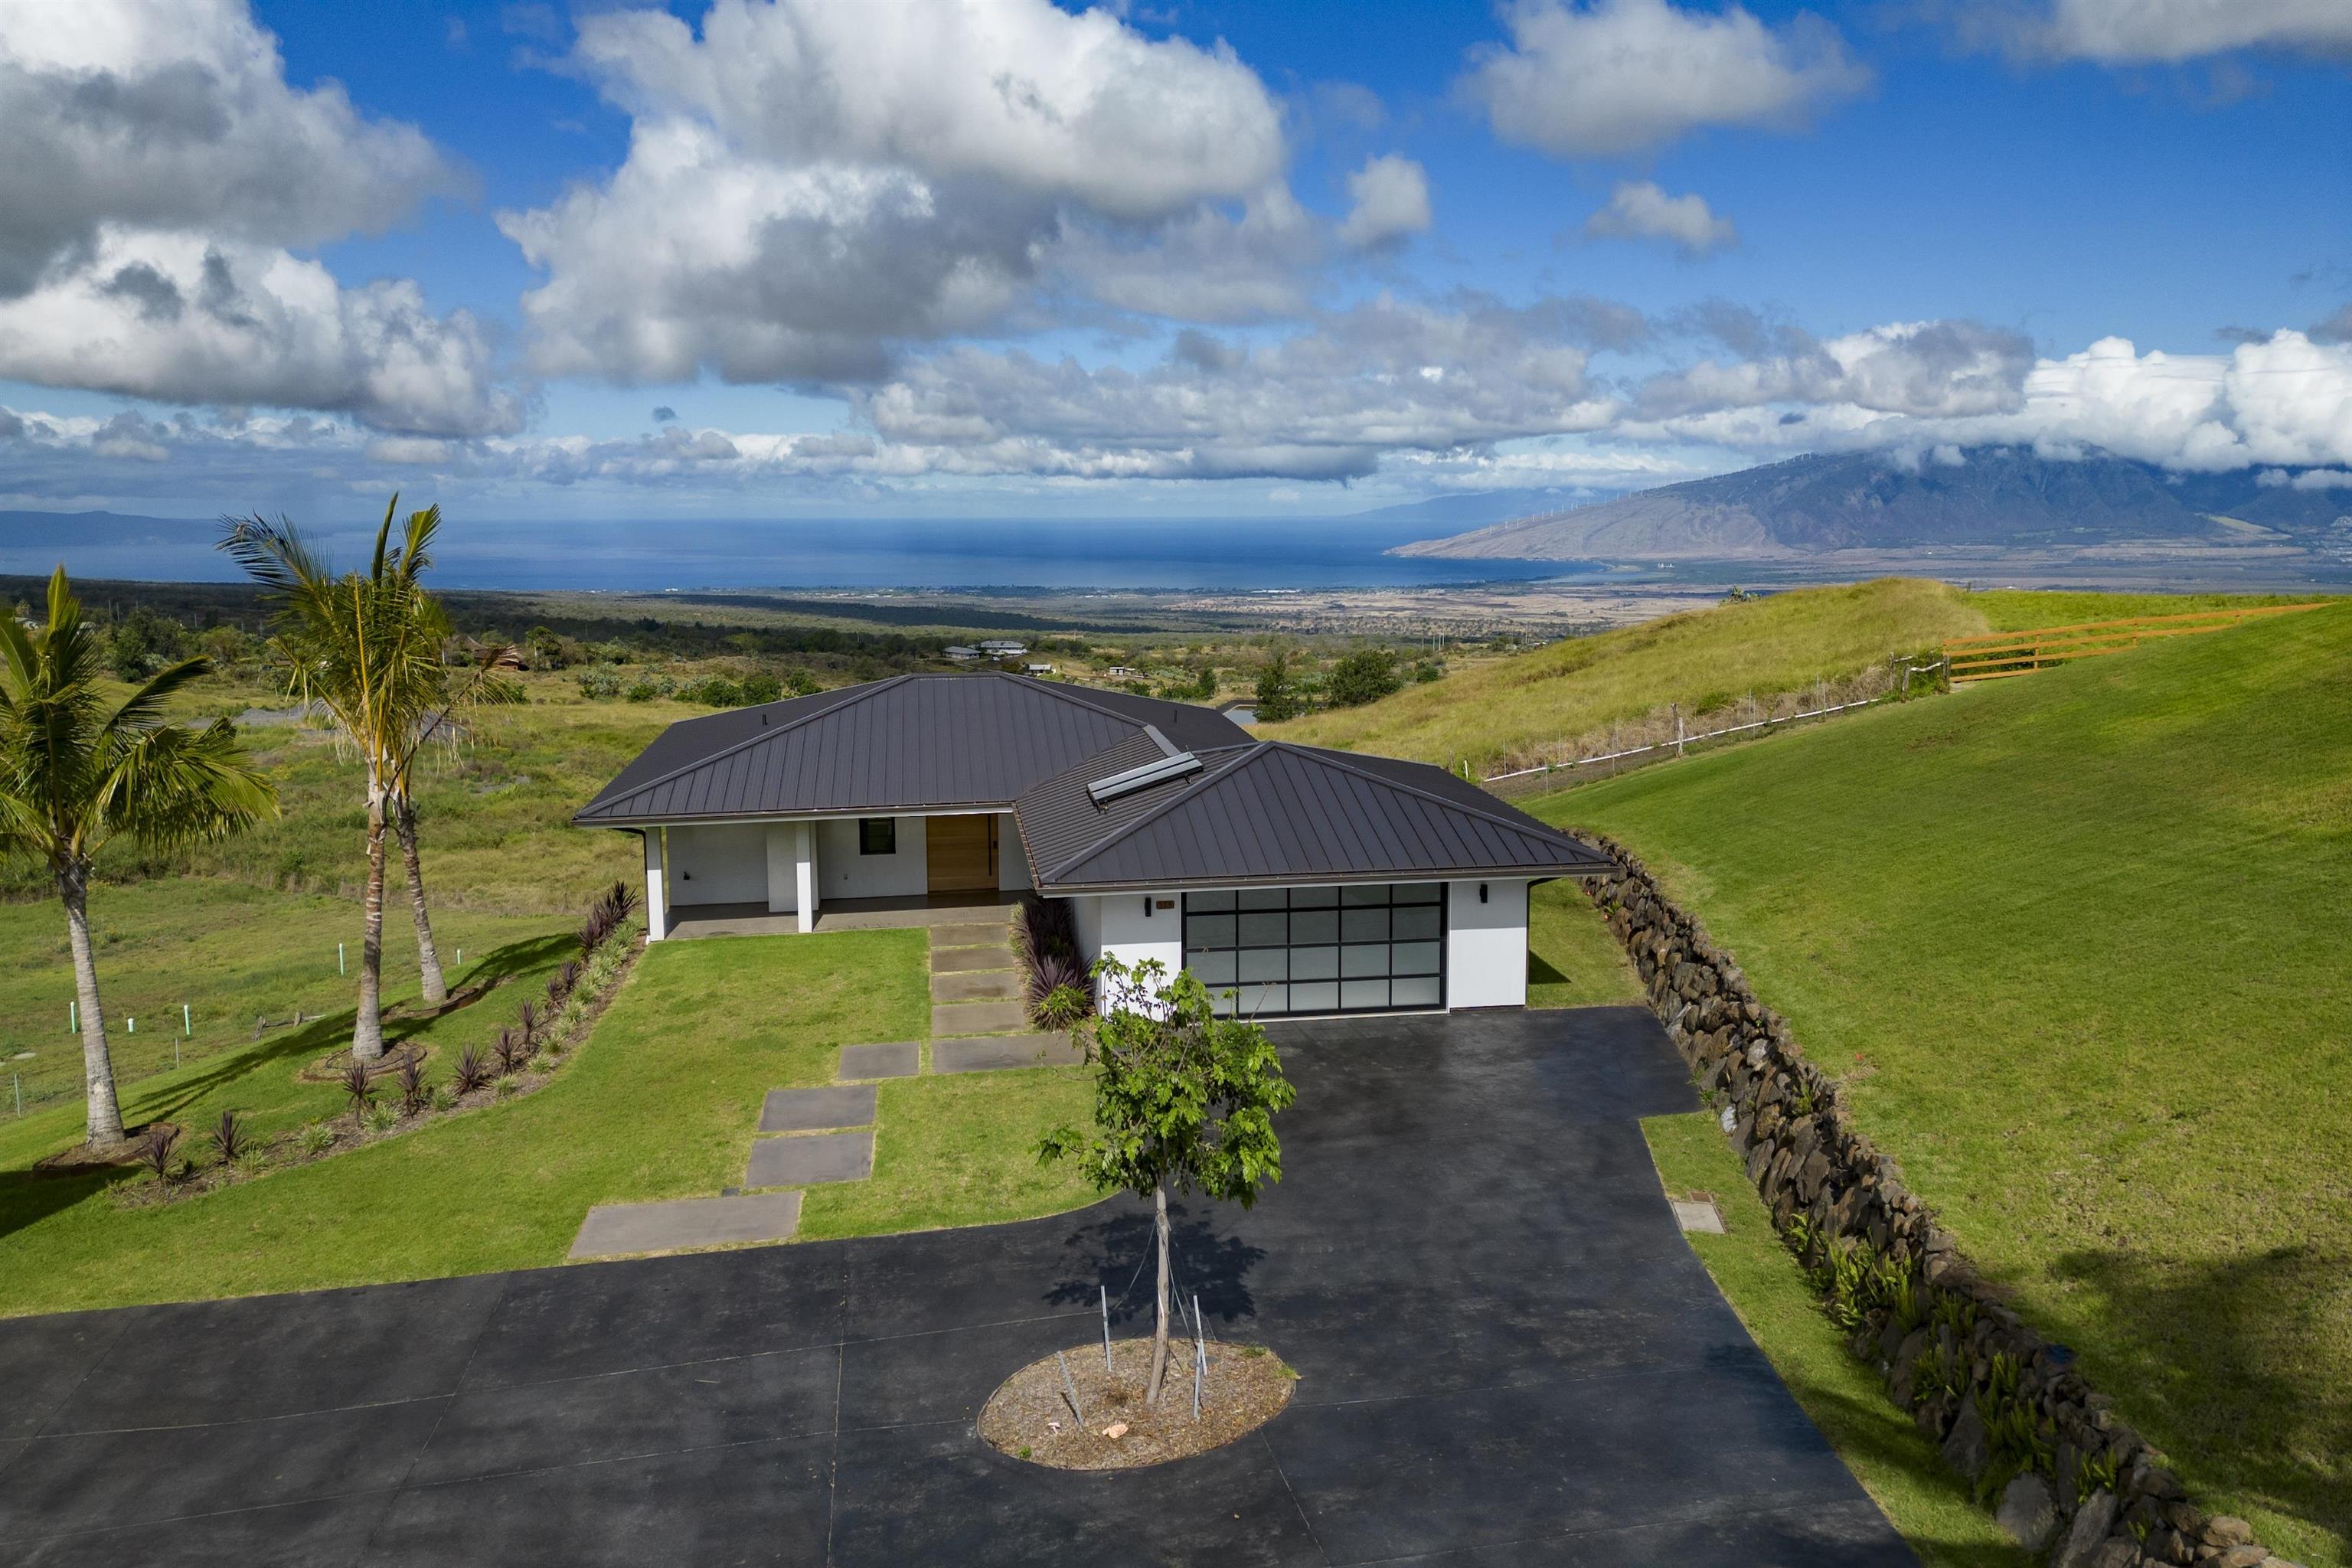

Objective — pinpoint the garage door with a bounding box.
[1184,884,1446,1018]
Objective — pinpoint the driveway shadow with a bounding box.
[1046,1201,1265,1330]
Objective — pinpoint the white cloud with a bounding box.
[1462,0,1869,158]
[1336,155,1432,250]
[503,0,1292,381]
[1640,319,2036,419]
[1998,0,2352,64]
[0,0,457,296]
[1582,181,1737,256]
[0,230,522,436]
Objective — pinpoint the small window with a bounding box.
[858,818,897,856]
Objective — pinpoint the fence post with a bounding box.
[1674,706,1684,757]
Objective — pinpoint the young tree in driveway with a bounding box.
[0,568,276,1147]
[220,499,521,1057]
[1038,958,1295,1406]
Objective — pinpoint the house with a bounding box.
[1025,662,1054,675]
[1104,665,1135,678]
[574,672,1612,1016]
[977,639,1026,656]
[942,646,982,662]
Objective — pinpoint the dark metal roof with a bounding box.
[1015,740,1615,892]
[574,672,1251,826]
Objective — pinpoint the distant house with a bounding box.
[943,646,982,662]
[1104,665,1135,678]
[1025,662,1054,675]
[576,672,1612,1017]
[978,639,1027,656]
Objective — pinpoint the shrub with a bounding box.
[362,1100,399,1133]
[1326,648,1403,708]
[493,1073,521,1099]
[576,668,623,700]
[136,1122,182,1183]
[1035,980,1093,1031]
[341,1060,377,1122]
[738,672,782,704]
[452,1043,493,1095]
[783,668,822,697]
[299,1122,336,1156]
[430,1083,459,1112]
[494,1027,531,1076]
[677,675,742,707]
[209,1109,250,1165]
[397,1054,430,1116]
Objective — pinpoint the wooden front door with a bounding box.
[925,815,997,892]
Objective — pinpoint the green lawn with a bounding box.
[1535,604,2352,1566]
[3,929,1044,1315]
[1644,1113,2027,1568]
[1526,877,1645,1008]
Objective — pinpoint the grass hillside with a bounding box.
[1531,603,2352,1564]
[1264,577,2324,773]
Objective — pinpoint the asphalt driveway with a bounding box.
[0,1006,1913,1566]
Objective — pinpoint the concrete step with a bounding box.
[931,998,1030,1037]
[931,969,1019,1004]
[931,944,1015,974]
[933,1034,1086,1074]
[837,1040,921,1080]
[758,1083,875,1133]
[569,1191,802,1260]
[932,921,1014,950]
[746,1129,874,1187]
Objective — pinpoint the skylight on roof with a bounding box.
[1086,750,1202,805]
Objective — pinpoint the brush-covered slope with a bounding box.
[1263,577,1991,769]
[1538,603,2352,1563]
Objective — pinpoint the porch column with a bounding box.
[794,822,818,933]
[643,828,669,942]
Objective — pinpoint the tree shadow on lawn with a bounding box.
[2051,1243,2351,1556]
[0,1163,122,1245]
[1528,954,1570,988]
[1047,1201,1266,1332]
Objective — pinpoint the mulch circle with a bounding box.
[31,1125,169,1173]
[978,1336,1295,1470]
[296,1041,429,1084]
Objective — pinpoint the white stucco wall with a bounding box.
[816,815,929,899]
[761,825,802,914]
[665,823,769,906]
[997,812,1032,891]
[1446,877,1530,1009]
[1072,890,1183,998]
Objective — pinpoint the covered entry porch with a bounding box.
[643,811,1033,939]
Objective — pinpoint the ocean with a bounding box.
[0,513,1596,593]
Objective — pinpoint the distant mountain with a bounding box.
[1348,487,1622,528]
[1390,449,2352,560]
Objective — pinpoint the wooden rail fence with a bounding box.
[1942,603,2328,684]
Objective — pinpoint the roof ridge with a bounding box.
[1037,740,1280,884]
[999,671,1216,733]
[1272,743,1590,850]
[580,674,916,819]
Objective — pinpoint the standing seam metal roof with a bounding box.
[573,672,1250,825]
[1013,739,1615,891]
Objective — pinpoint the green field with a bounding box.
[0,928,1102,1315]
[1263,577,2326,773]
[1535,603,2352,1565]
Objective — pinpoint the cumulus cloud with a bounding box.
[1336,155,1432,250]
[502,0,1292,382]
[0,0,457,297]
[0,230,522,436]
[1639,319,2037,420]
[1462,0,1869,158]
[1582,181,1738,256]
[1984,0,2352,64]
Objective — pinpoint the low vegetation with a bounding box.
[1643,1112,2027,1568]
[1539,605,2352,1564]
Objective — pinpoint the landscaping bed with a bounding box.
[978,1336,1295,1470]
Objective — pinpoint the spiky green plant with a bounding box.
[0,568,276,1145]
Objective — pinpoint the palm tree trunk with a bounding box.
[394,796,446,1006]
[353,789,388,1061]
[58,862,125,1147]
[1146,1181,1171,1405]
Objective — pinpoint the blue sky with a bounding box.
[1,0,2346,521]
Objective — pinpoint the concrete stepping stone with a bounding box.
[568,1191,802,1260]
[933,1034,1086,1074]
[930,969,1019,1004]
[931,945,1015,973]
[933,999,1030,1037]
[931,922,1011,949]
[837,1041,920,1080]
[747,1130,873,1187]
[759,1084,875,1132]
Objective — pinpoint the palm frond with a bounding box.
[100,655,214,740]
[217,514,331,596]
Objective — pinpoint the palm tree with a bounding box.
[220,498,519,1061]
[0,569,276,1147]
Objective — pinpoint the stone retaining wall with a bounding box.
[1577,832,2295,1568]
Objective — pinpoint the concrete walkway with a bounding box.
[0,1008,1912,1566]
